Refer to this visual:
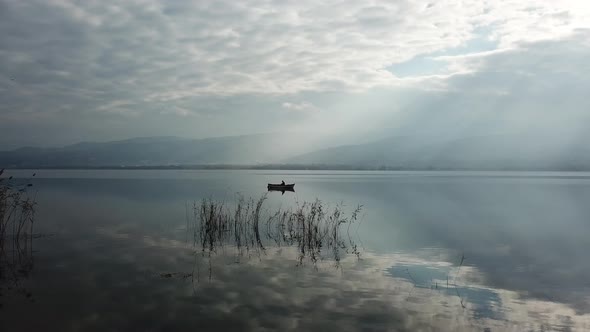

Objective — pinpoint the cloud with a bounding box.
[0,0,589,147]
[363,30,590,143]
[159,106,195,117]
[282,101,320,113]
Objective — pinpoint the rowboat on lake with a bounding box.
[267,183,295,192]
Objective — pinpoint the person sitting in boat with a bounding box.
[281,180,285,185]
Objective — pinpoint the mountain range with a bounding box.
[0,134,314,168]
[286,134,590,170]
[1,133,589,170]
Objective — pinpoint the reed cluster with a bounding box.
[0,169,36,296]
[189,194,362,267]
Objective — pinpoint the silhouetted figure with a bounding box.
[281,180,285,185]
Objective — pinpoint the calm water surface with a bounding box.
[2,170,590,331]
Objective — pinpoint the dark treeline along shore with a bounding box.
[7,164,590,171]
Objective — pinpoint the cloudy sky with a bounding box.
[0,0,589,149]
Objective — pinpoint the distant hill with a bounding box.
[286,134,590,170]
[2,133,590,170]
[0,134,323,168]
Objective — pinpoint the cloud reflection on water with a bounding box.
[4,227,588,331]
[2,170,590,331]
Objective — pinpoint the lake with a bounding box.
[2,170,590,331]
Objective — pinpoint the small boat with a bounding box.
[267,183,295,191]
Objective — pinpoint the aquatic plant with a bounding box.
[0,169,37,302]
[184,194,363,280]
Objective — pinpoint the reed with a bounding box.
[188,194,363,269]
[0,169,36,297]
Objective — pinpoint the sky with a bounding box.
[0,0,589,149]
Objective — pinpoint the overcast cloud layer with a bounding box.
[0,0,589,148]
